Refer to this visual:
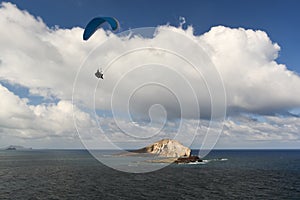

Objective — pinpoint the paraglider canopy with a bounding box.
[95,69,104,79]
[83,17,119,41]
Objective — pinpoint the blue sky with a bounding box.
[5,0,300,72]
[0,0,299,149]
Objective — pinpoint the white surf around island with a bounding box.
[176,158,229,165]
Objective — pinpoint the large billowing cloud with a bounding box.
[0,2,299,148]
[0,83,94,139]
[200,27,300,114]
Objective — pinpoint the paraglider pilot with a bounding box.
[95,69,104,79]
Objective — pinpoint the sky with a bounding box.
[5,0,300,72]
[0,0,299,149]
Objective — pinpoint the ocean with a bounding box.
[0,149,299,199]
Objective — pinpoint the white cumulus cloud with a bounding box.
[0,2,299,148]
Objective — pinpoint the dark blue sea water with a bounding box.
[0,149,299,199]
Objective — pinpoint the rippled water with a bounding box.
[0,150,299,199]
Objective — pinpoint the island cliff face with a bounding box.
[134,139,191,157]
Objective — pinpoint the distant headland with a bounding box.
[2,145,32,151]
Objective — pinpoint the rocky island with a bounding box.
[131,139,202,164]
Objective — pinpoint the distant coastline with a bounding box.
[1,145,32,151]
